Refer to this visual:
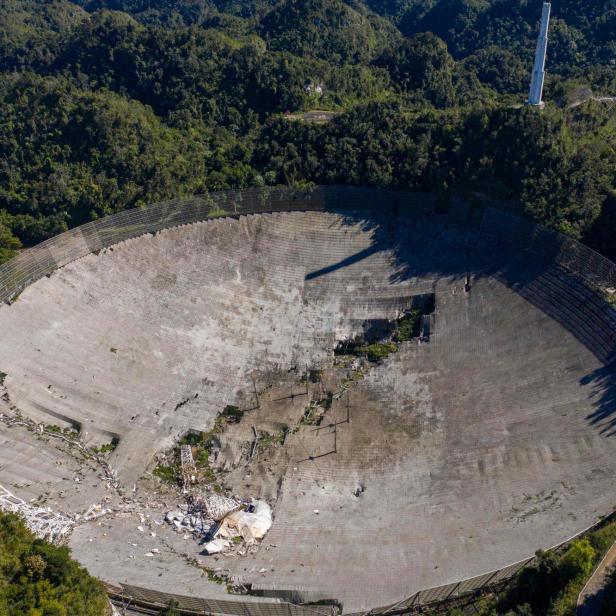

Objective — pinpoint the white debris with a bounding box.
[137,525,144,532]
[203,538,231,555]
[313,509,319,514]
[199,492,241,522]
[151,548,160,554]
[164,496,270,553]
[217,499,272,545]
[165,507,215,535]
[0,484,73,543]
[166,510,184,524]
[82,504,111,521]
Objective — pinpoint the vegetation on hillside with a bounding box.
[0,0,615,267]
[434,514,616,616]
[0,511,110,616]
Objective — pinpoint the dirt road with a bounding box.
[577,541,616,616]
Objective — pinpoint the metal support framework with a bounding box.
[0,484,73,543]
[528,2,551,106]
[180,444,197,490]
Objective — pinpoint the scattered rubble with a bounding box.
[79,504,112,522]
[0,409,120,491]
[0,484,73,544]
[164,494,272,555]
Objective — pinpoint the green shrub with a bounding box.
[560,538,595,579]
[179,432,203,447]
[161,598,181,615]
[309,369,322,383]
[396,309,423,342]
[153,464,178,483]
[358,341,398,362]
[259,429,287,449]
[0,512,110,616]
[92,439,118,455]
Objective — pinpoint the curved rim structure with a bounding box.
[1,186,616,615]
[2,186,615,306]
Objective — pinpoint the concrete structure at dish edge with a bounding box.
[528,2,551,106]
[0,187,615,615]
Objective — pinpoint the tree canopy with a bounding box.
[0,0,615,264]
[0,512,110,616]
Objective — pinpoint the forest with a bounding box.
[0,512,110,615]
[1,0,615,265]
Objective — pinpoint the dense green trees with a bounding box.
[434,522,616,616]
[394,0,616,71]
[377,33,458,106]
[496,539,596,615]
[259,0,400,63]
[0,74,213,242]
[1,74,615,262]
[0,0,88,72]
[0,512,110,616]
[0,212,21,263]
[0,0,615,266]
[252,102,616,240]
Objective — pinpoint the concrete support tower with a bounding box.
[528,2,551,106]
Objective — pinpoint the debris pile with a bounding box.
[203,538,231,554]
[0,484,73,543]
[165,505,213,535]
[201,493,241,521]
[165,493,272,556]
[217,499,272,545]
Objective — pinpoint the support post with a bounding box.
[527,2,551,106]
[334,415,337,454]
[346,390,350,424]
[251,375,259,409]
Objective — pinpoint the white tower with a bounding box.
[528,2,551,106]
